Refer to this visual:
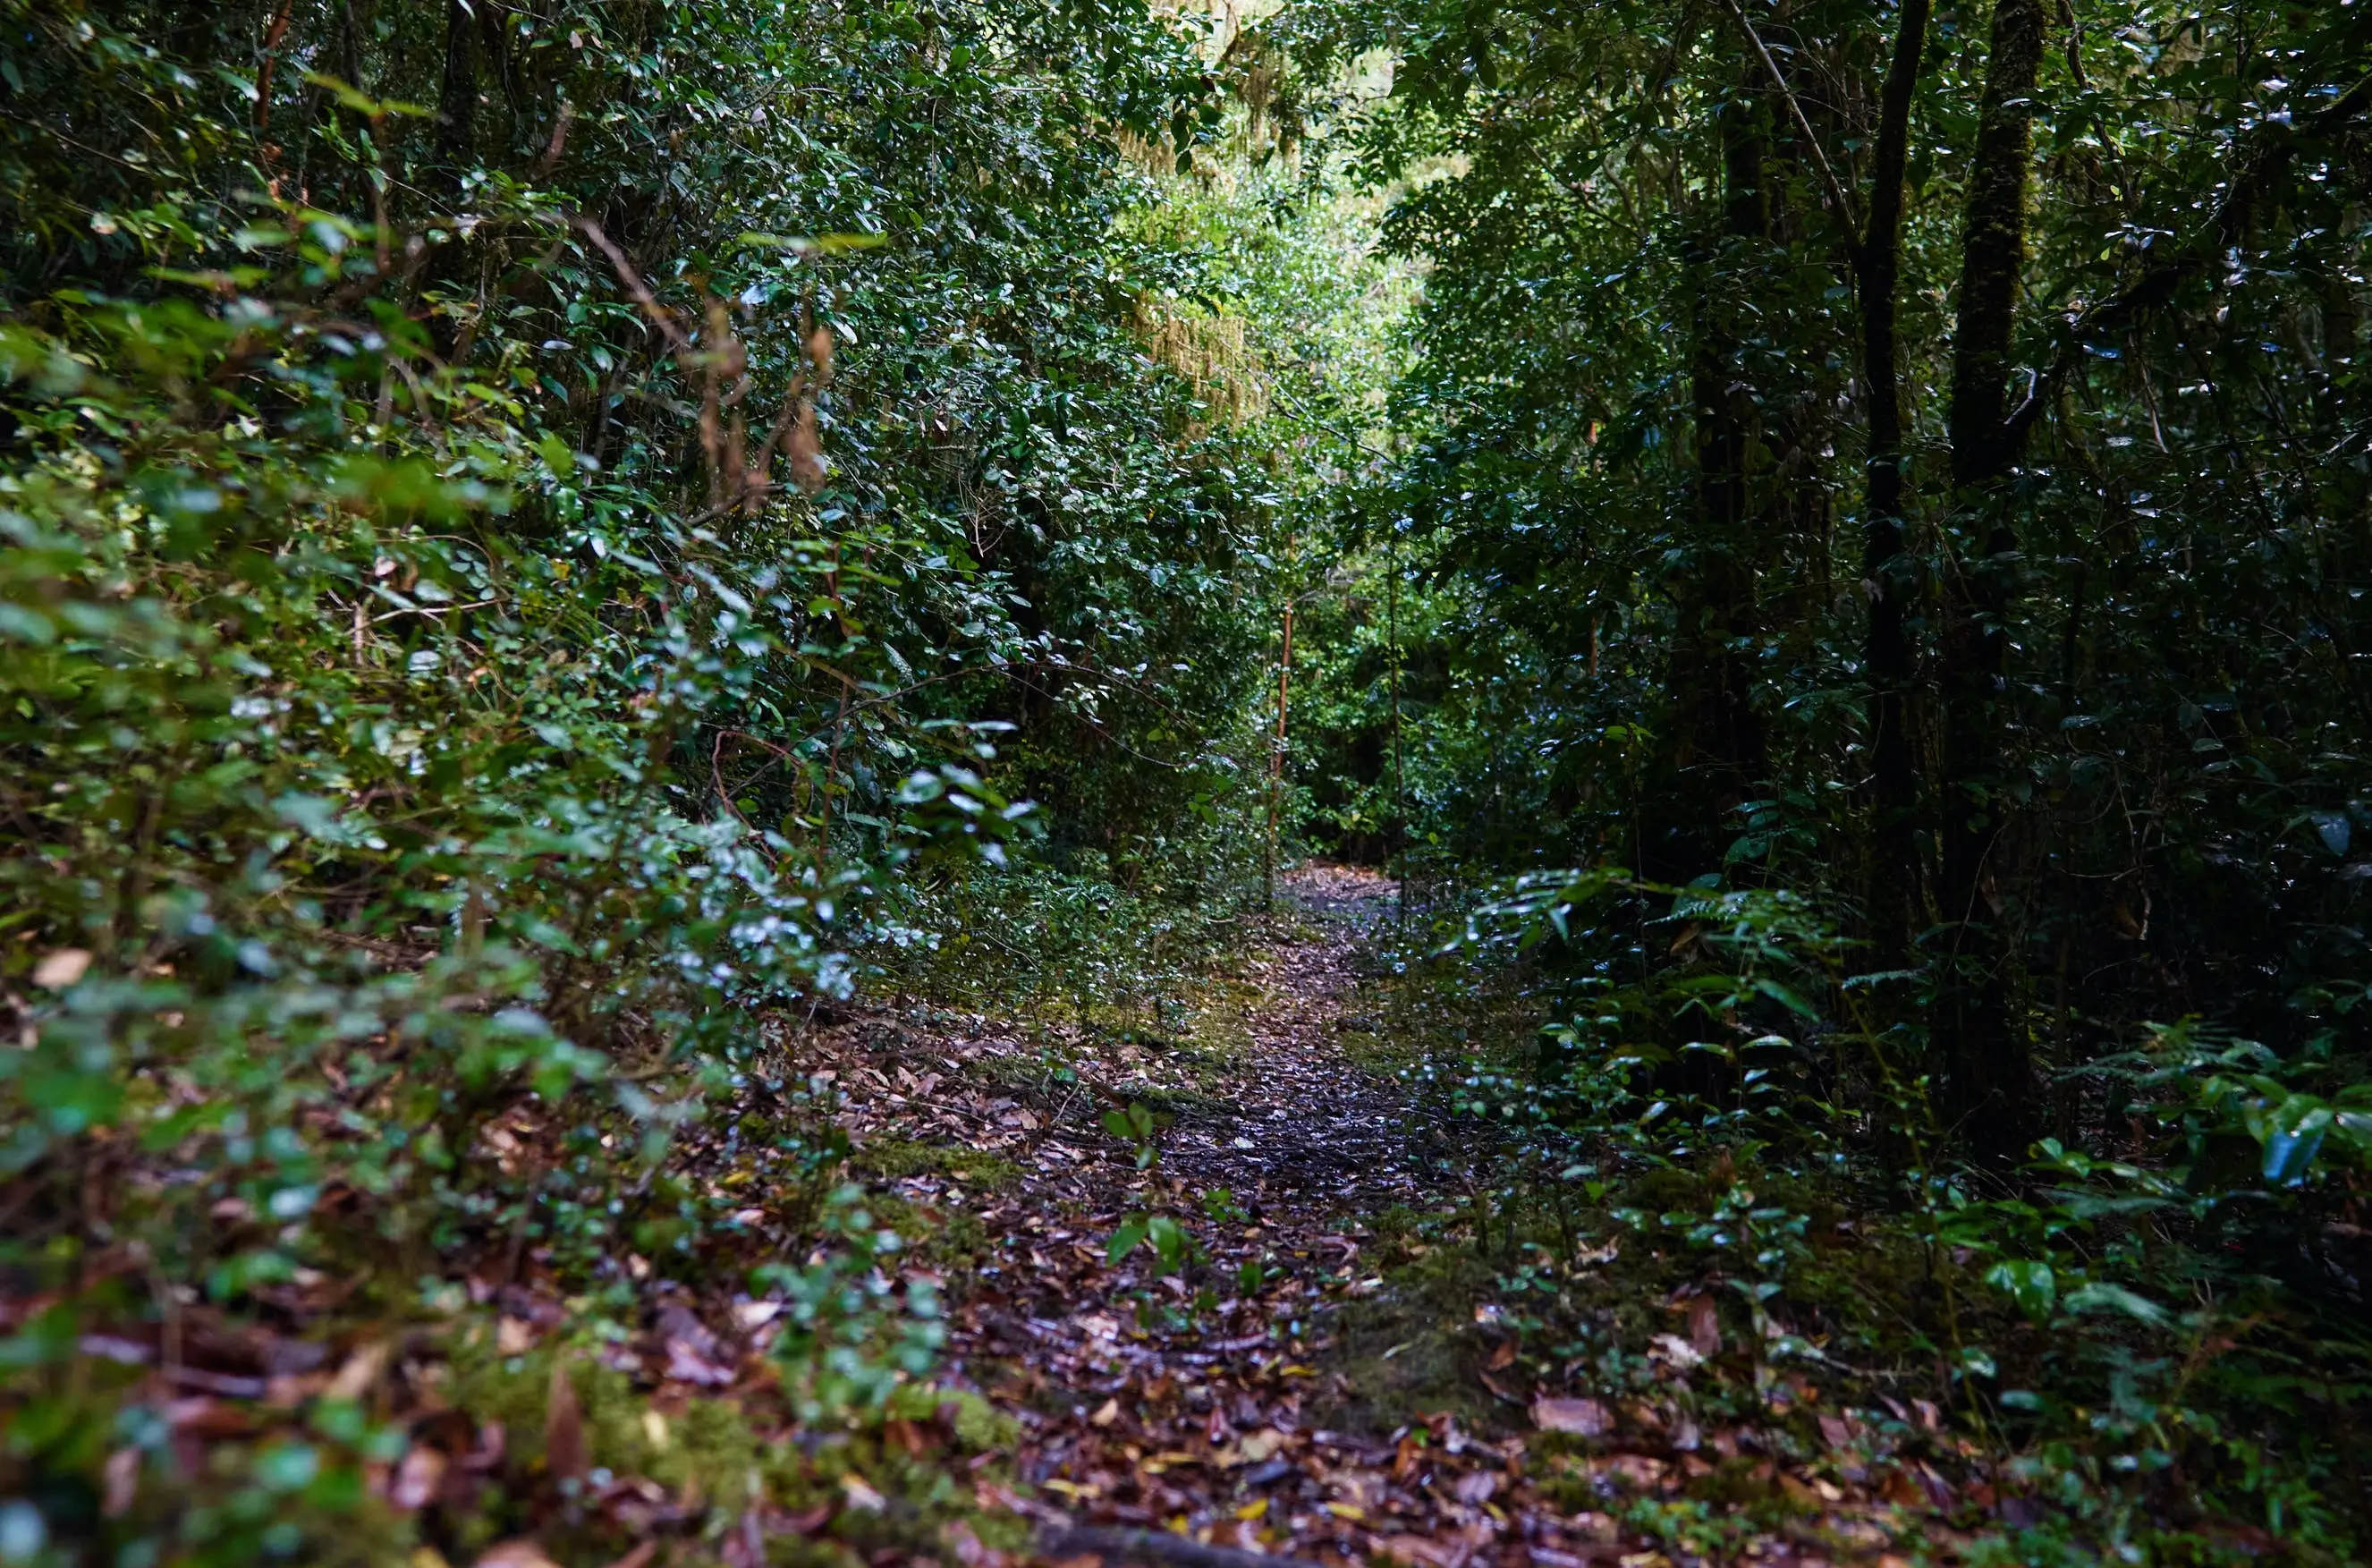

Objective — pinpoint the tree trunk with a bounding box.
[1857,0,1932,967]
[1947,0,2046,490]
[435,0,478,189]
[1646,75,1772,883]
[1936,0,2048,1162]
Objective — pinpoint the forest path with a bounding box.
[821,867,1642,1568]
[818,865,1945,1568]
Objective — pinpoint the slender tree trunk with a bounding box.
[1857,0,1932,967]
[1936,0,2048,1162]
[1648,74,1772,883]
[1948,0,2046,490]
[435,0,477,188]
[1707,99,1771,807]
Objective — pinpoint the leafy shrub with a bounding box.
[0,0,1292,1556]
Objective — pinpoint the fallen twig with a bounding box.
[1040,1524,1329,1568]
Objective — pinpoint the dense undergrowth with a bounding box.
[1347,876,2372,1564]
[1226,0,2372,1557]
[0,1,1381,1562]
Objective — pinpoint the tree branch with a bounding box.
[1715,0,1860,263]
[572,216,694,353]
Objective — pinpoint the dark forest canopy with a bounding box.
[4,0,2371,1563]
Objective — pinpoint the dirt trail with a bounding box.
[826,866,1624,1568]
[1150,866,1434,1216]
[788,864,1938,1568]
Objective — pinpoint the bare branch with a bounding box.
[572,216,694,353]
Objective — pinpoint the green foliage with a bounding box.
[753,1185,946,1425]
[1106,1211,1191,1283]
[0,0,1347,1557]
[1377,869,2372,1559]
[875,860,1250,1032]
[1283,0,2372,1062]
[13,0,2367,1556]
[1101,1099,1166,1169]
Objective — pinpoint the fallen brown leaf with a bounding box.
[325,1341,389,1403]
[392,1445,447,1510]
[33,948,91,988]
[1531,1397,1609,1437]
[1686,1295,1719,1357]
[103,1447,139,1518]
